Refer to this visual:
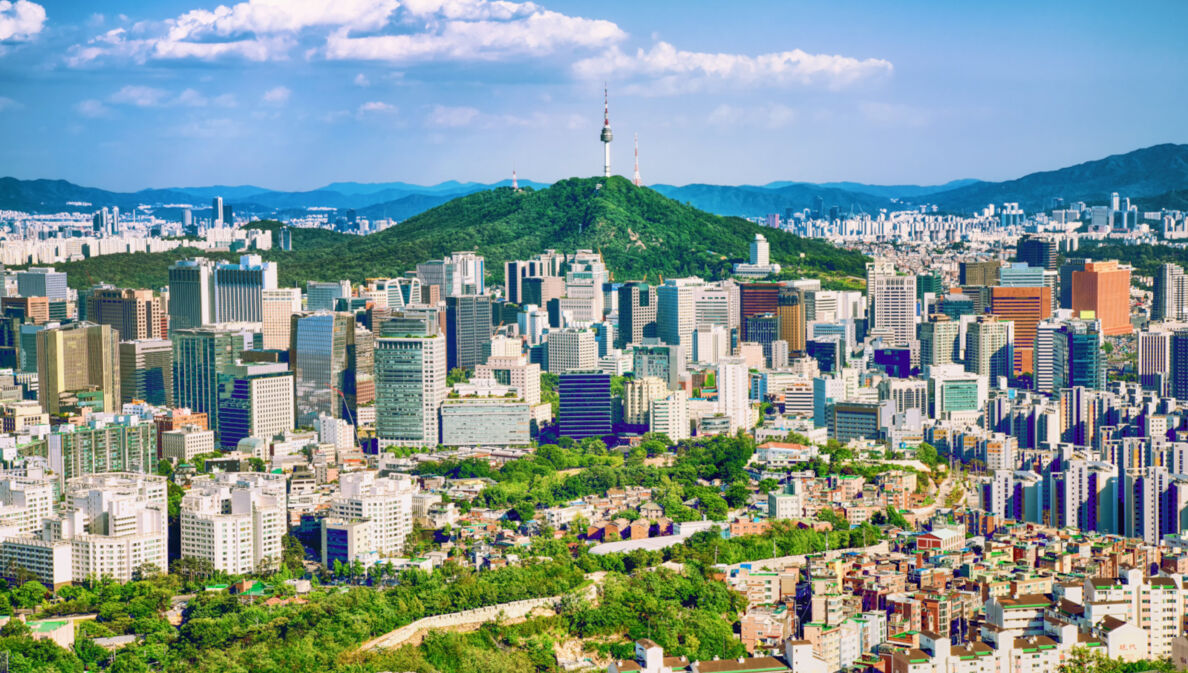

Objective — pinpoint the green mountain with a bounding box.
[44,176,868,290]
[927,143,1188,212]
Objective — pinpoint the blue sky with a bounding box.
[0,0,1185,191]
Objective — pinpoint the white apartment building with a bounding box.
[545,328,597,373]
[180,472,287,575]
[328,472,416,559]
[650,390,690,441]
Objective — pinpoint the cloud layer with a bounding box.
[576,41,893,94]
[0,0,45,42]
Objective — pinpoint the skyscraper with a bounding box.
[37,322,121,415]
[173,323,253,433]
[211,196,224,228]
[919,316,960,368]
[616,282,657,348]
[16,267,68,301]
[168,258,217,331]
[445,295,493,371]
[214,255,278,323]
[990,285,1052,376]
[216,361,295,449]
[558,371,612,439]
[1063,319,1105,390]
[85,288,167,340]
[1153,263,1188,322]
[290,312,357,426]
[374,317,447,445]
[738,283,779,341]
[866,260,917,346]
[633,343,686,391]
[545,328,597,373]
[776,286,806,355]
[965,316,1014,382]
[261,288,301,351]
[1015,235,1057,271]
[656,277,701,353]
[959,260,999,287]
[306,280,352,312]
[119,338,173,406]
[1071,260,1132,336]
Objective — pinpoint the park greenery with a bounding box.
[43,177,869,291]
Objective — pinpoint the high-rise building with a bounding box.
[211,197,224,228]
[1138,328,1174,393]
[1060,387,1097,447]
[633,343,686,391]
[959,260,999,287]
[119,338,173,406]
[545,328,597,373]
[744,313,781,367]
[324,472,415,564]
[213,255,277,323]
[1015,236,1057,271]
[416,252,485,298]
[656,278,701,353]
[738,283,779,341]
[168,258,217,331]
[445,295,493,372]
[558,372,612,439]
[1032,320,1067,394]
[866,261,917,346]
[1063,319,1105,390]
[1057,257,1089,309]
[650,390,690,441]
[17,267,68,301]
[1071,260,1132,335]
[918,316,960,367]
[161,425,216,462]
[37,321,121,415]
[997,263,1046,288]
[181,472,287,575]
[216,362,295,449]
[306,280,352,312]
[623,376,668,426]
[777,286,806,355]
[1172,330,1188,400]
[374,317,446,445]
[173,323,254,433]
[290,312,359,426]
[693,283,739,329]
[261,288,301,351]
[990,285,1051,376]
[716,356,751,433]
[965,316,1014,382]
[1153,263,1188,322]
[86,288,167,340]
[617,282,657,348]
[35,414,157,483]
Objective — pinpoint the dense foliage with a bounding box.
[43,178,868,290]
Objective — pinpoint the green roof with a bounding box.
[29,620,68,632]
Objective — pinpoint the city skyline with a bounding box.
[0,0,1184,191]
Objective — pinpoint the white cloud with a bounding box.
[576,41,892,95]
[324,4,623,63]
[75,99,112,118]
[261,85,291,104]
[353,73,369,87]
[213,93,238,108]
[171,117,243,139]
[427,104,479,127]
[0,0,45,42]
[859,101,933,127]
[708,103,797,129]
[68,0,622,67]
[108,85,170,107]
[0,96,19,111]
[358,101,395,114]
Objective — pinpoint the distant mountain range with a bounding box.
[3,143,1187,219]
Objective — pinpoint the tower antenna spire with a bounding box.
[633,133,641,187]
[512,168,518,191]
[599,83,613,178]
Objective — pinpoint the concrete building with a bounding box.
[216,361,295,450]
[119,338,173,406]
[656,278,701,354]
[325,472,415,563]
[37,321,122,415]
[546,328,597,373]
[866,260,917,346]
[85,288,166,340]
[440,398,531,446]
[650,390,690,441]
[623,376,668,426]
[167,258,217,331]
[161,424,215,462]
[173,323,255,433]
[261,287,301,351]
[180,472,287,575]
[374,317,446,446]
[17,267,68,301]
[617,282,658,348]
[213,255,277,323]
[1071,260,1132,336]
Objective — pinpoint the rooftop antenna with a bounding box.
[512,168,518,191]
[633,133,641,187]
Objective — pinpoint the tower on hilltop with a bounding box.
[600,84,613,178]
[633,133,641,187]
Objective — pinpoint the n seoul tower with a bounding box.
[600,84,613,178]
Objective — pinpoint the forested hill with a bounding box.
[45,176,869,289]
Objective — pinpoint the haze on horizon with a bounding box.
[0,0,1184,192]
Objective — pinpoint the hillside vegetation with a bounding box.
[45,176,868,290]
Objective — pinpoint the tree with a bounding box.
[13,579,48,609]
[885,506,911,529]
[724,482,751,508]
[758,478,779,494]
[156,459,173,478]
[916,442,939,468]
[248,457,266,472]
[447,367,469,386]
